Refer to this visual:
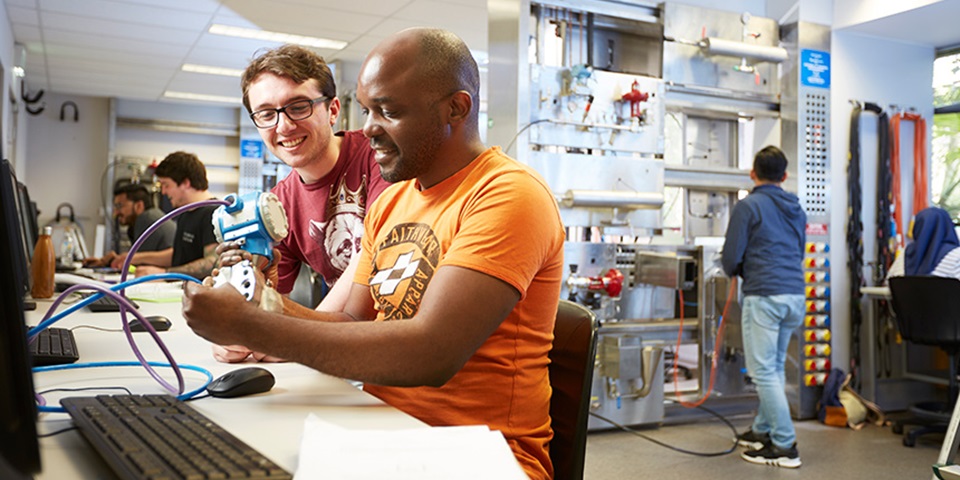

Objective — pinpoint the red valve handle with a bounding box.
[586,268,624,297]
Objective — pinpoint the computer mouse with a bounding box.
[206,367,276,398]
[129,315,172,333]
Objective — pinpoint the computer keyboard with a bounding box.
[61,394,292,480]
[28,327,80,366]
[84,293,140,312]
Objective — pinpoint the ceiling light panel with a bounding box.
[209,24,347,50]
[182,64,244,77]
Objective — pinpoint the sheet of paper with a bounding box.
[294,414,528,480]
[123,280,185,303]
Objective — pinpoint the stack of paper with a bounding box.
[295,414,528,479]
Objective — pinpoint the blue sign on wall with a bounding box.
[240,139,264,159]
[801,49,830,88]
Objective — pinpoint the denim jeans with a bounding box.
[741,294,805,449]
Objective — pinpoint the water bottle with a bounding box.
[31,226,55,298]
[59,230,76,267]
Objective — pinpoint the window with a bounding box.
[932,50,960,218]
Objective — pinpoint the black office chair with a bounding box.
[888,276,960,446]
[548,299,599,480]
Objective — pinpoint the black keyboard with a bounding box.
[28,327,80,366]
[61,395,292,480]
[85,293,140,312]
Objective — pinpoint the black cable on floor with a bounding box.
[589,403,739,457]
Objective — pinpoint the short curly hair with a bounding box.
[154,151,208,190]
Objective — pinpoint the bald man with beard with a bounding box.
[183,28,564,479]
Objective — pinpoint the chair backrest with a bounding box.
[548,299,599,480]
[888,276,960,349]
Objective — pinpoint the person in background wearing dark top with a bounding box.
[183,28,564,479]
[209,44,391,363]
[83,183,176,268]
[722,145,806,469]
[124,152,219,280]
[886,207,960,279]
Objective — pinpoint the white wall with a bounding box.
[828,30,934,373]
[833,0,940,29]
[23,92,110,251]
[22,94,241,253]
[0,5,28,180]
[0,4,11,160]
[114,98,241,201]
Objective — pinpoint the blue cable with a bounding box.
[35,361,214,413]
[28,272,200,337]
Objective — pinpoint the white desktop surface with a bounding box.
[28,292,426,479]
[860,285,891,297]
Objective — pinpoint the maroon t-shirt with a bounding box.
[272,130,390,293]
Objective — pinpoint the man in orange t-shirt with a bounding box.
[182,27,564,479]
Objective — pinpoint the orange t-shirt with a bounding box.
[356,147,564,480]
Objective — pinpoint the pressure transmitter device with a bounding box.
[212,191,289,261]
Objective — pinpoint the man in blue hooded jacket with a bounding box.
[722,145,806,469]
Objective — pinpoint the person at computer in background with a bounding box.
[117,152,219,280]
[210,44,390,363]
[183,27,564,480]
[83,184,176,268]
[886,207,960,279]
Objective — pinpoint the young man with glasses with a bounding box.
[211,45,389,363]
[83,183,176,268]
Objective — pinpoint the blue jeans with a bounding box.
[741,294,804,449]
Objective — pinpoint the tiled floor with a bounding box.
[584,412,946,479]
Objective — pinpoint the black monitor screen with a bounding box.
[16,181,38,263]
[0,159,41,478]
[0,163,29,297]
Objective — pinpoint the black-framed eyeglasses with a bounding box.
[249,97,328,128]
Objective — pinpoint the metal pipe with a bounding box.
[562,190,664,210]
[615,346,664,399]
[700,37,788,64]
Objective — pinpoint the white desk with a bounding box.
[28,294,425,479]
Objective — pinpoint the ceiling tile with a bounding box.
[41,44,183,68]
[41,29,192,58]
[227,0,405,17]
[184,46,258,69]
[7,5,39,25]
[11,23,41,42]
[37,0,215,30]
[167,72,242,96]
[223,0,386,36]
[9,0,494,106]
[104,0,222,14]
[38,12,199,44]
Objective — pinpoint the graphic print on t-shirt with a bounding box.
[309,175,369,281]
[369,222,440,320]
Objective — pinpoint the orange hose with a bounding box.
[673,277,737,408]
[890,112,929,247]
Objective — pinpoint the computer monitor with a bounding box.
[0,159,41,478]
[1,163,30,298]
[17,181,38,261]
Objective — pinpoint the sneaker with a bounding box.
[735,428,771,450]
[741,442,802,469]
